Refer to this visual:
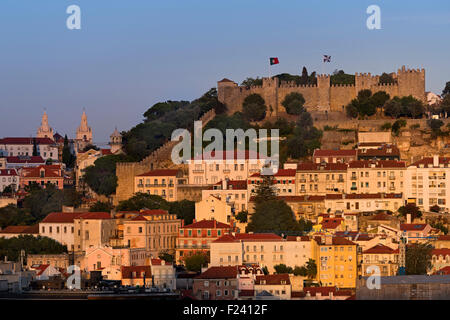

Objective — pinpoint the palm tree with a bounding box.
[306,259,317,279]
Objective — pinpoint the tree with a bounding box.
[384,96,424,119]
[293,266,307,276]
[286,112,322,159]
[0,205,36,229]
[23,185,65,220]
[431,221,448,234]
[379,73,396,84]
[117,193,169,212]
[442,81,450,98]
[0,235,67,262]
[384,98,403,118]
[241,77,263,88]
[62,135,75,168]
[282,93,306,115]
[430,205,441,213]
[305,259,317,279]
[429,119,444,137]
[235,210,248,223]
[242,94,267,122]
[169,200,196,225]
[184,253,209,272]
[330,70,355,85]
[371,91,390,108]
[89,201,113,212]
[158,250,175,263]
[274,264,293,274]
[392,119,407,136]
[253,175,277,204]
[405,243,432,275]
[398,203,422,220]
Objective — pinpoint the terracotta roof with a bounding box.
[218,78,234,83]
[137,169,180,177]
[249,169,296,178]
[255,274,290,285]
[437,235,450,241]
[183,219,231,229]
[191,150,266,161]
[286,236,310,242]
[434,266,450,275]
[239,290,255,297]
[0,137,55,145]
[303,286,353,297]
[325,193,403,200]
[130,215,147,221]
[213,233,282,243]
[21,165,62,178]
[121,266,152,279]
[348,160,405,168]
[150,258,172,266]
[432,249,450,256]
[371,212,392,221]
[249,195,326,203]
[0,225,39,234]
[77,212,111,220]
[212,180,247,190]
[100,149,112,155]
[316,236,356,246]
[297,162,348,171]
[334,231,372,241]
[41,212,82,223]
[411,157,450,167]
[0,169,18,176]
[140,209,169,216]
[195,266,238,279]
[400,223,428,231]
[357,144,400,158]
[313,149,357,157]
[363,244,399,254]
[320,218,343,230]
[6,156,45,164]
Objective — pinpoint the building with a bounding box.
[0,137,58,162]
[29,264,61,281]
[361,243,399,276]
[347,160,406,194]
[400,223,433,243]
[20,164,64,190]
[193,266,239,300]
[36,111,54,140]
[357,144,400,161]
[0,169,19,192]
[120,266,152,287]
[431,249,450,274]
[202,180,248,212]
[312,235,358,288]
[296,162,347,195]
[109,128,122,154]
[148,258,176,290]
[75,148,112,191]
[39,212,81,250]
[81,246,148,272]
[4,156,45,169]
[195,194,234,226]
[292,286,353,300]
[405,156,450,212]
[122,209,181,257]
[134,169,184,201]
[74,212,116,252]
[188,150,266,185]
[254,274,291,300]
[0,225,39,239]
[313,149,357,164]
[27,254,70,270]
[325,193,404,214]
[175,219,233,263]
[75,110,93,153]
[248,169,296,197]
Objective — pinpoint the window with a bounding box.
[216,290,221,297]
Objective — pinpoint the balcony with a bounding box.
[337,178,344,183]
[193,169,204,173]
[389,176,395,180]
[351,187,357,191]
[137,184,144,188]
[299,179,306,183]
[223,169,231,173]
[351,176,357,181]
[389,186,396,191]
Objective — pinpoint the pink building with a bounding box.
[20,164,64,190]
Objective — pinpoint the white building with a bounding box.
[0,169,19,192]
[0,137,58,162]
[39,212,81,251]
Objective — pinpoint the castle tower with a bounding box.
[109,127,122,154]
[397,66,426,103]
[75,110,93,152]
[317,75,331,111]
[37,111,54,140]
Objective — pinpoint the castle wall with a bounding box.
[329,85,356,112]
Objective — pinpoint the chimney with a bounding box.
[433,155,439,167]
[406,214,412,224]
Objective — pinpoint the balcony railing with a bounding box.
[351,176,357,180]
[389,176,395,180]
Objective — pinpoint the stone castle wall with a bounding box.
[218,66,425,118]
[113,109,216,205]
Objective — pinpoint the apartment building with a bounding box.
[202,180,248,212]
[248,169,296,197]
[0,169,19,192]
[0,137,58,162]
[312,149,357,164]
[20,164,64,190]
[74,212,116,252]
[361,244,399,276]
[296,163,347,195]
[346,160,406,194]
[134,169,185,201]
[325,193,404,214]
[39,212,81,250]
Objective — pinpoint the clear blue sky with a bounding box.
[0,0,449,145]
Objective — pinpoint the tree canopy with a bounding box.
[383,96,425,119]
[282,92,306,115]
[184,252,209,272]
[346,90,390,118]
[405,243,432,275]
[0,235,67,262]
[242,94,267,122]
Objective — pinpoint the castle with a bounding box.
[217,66,426,117]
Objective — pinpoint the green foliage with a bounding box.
[346,90,389,118]
[262,266,269,275]
[158,250,175,263]
[168,200,196,225]
[398,203,422,220]
[293,266,307,276]
[431,221,448,234]
[274,264,293,274]
[143,100,190,121]
[84,154,133,196]
[235,210,248,223]
[379,73,396,84]
[22,185,71,220]
[274,67,317,85]
[252,175,277,204]
[384,96,425,119]
[0,205,36,229]
[392,119,407,136]
[282,93,306,115]
[380,122,392,131]
[440,95,450,115]
[305,259,317,279]
[184,253,209,272]
[429,119,444,137]
[430,205,441,213]
[286,112,322,159]
[330,70,355,85]
[241,77,263,88]
[62,135,75,168]
[81,144,100,152]
[89,201,113,212]
[0,235,67,262]
[442,81,450,98]
[405,243,432,275]
[242,94,267,122]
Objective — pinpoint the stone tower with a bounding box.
[109,127,122,154]
[75,110,93,152]
[37,111,54,140]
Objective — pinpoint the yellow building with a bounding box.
[134,169,184,201]
[311,235,357,288]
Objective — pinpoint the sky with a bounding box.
[0,0,449,145]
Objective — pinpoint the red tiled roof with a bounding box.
[286,236,310,242]
[6,156,45,164]
[316,236,356,246]
[320,218,343,230]
[0,225,39,234]
[437,235,450,241]
[150,258,172,266]
[434,266,450,275]
[191,150,266,161]
[77,212,111,220]
[213,233,282,243]
[400,223,428,231]
[140,209,169,216]
[297,162,348,171]
[325,193,403,200]
[121,266,152,279]
[255,274,290,285]
[250,169,296,178]
[313,149,357,157]
[0,169,18,176]
[348,160,405,168]
[195,266,238,279]
[21,165,62,178]
[218,78,234,83]
[212,180,247,190]
[363,244,399,254]
[371,212,392,221]
[432,249,450,256]
[100,149,112,155]
[137,169,180,177]
[130,215,147,221]
[239,290,255,297]
[357,144,400,157]
[183,219,231,229]
[411,157,450,167]
[0,137,55,145]
[249,195,326,203]
[41,212,83,223]
[303,286,353,297]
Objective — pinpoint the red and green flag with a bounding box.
[269,57,279,65]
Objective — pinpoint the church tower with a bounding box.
[109,127,122,154]
[37,111,54,140]
[75,110,93,152]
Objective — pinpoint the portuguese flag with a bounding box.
[269,57,279,65]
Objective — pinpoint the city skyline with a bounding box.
[0,0,449,142]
